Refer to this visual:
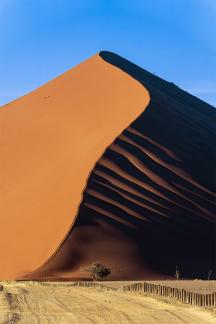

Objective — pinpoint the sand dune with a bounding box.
[0,51,215,280]
[30,52,215,281]
[0,53,149,279]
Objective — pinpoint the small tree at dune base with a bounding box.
[81,262,111,281]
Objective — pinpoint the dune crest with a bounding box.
[29,52,215,281]
[0,53,149,279]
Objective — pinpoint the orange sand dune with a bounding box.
[0,54,149,279]
[1,51,215,281]
[30,52,215,281]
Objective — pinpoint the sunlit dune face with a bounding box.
[31,53,215,281]
[0,54,149,279]
[0,51,214,281]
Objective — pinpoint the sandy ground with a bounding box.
[0,282,216,324]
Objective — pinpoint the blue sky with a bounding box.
[0,0,215,106]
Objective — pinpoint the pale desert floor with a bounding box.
[0,282,216,323]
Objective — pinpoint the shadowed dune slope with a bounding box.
[0,54,149,279]
[31,52,216,281]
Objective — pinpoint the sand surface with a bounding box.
[0,51,215,281]
[1,282,216,324]
[33,52,215,280]
[0,54,149,279]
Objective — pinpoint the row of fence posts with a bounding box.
[73,281,114,291]
[69,281,216,308]
[121,282,216,308]
[1,281,215,308]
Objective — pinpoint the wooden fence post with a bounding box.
[202,294,205,307]
[196,293,199,306]
[205,294,207,307]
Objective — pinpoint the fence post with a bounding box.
[183,289,186,303]
[208,294,211,307]
[198,293,201,307]
[196,293,199,306]
[202,294,205,307]
[177,288,180,300]
[210,294,212,307]
[205,294,207,307]
[192,292,195,306]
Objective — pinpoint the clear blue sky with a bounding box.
[1,0,215,106]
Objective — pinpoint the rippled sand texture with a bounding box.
[0,51,215,280]
[33,52,215,280]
